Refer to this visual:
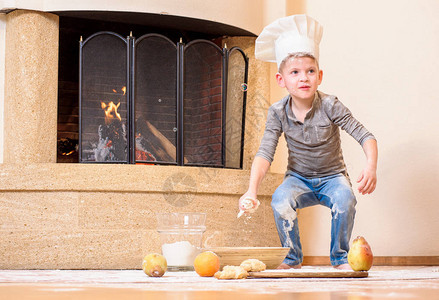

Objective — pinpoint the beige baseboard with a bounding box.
[303,256,439,266]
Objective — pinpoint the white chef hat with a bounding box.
[255,14,323,68]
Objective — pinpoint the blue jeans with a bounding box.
[271,171,357,266]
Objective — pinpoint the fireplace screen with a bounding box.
[79,32,248,168]
[80,32,129,163]
[134,34,178,164]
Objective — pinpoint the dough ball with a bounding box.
[214,265,248,280]
[240,259,266,272]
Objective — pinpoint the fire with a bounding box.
[100,86,126,125]
[112,87,126,95]
[101,101,121,125]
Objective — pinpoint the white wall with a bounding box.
[269,0,439,256]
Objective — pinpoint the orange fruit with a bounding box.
[193,251,220,277]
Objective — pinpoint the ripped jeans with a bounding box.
[271,171,356,267]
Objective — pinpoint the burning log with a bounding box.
[94,121,127,162]
[136,116,177,162]
[91,89,127,162]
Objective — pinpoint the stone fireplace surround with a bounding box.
[0,10,284,269]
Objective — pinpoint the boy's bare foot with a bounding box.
[333,263,352,270]
[277,263,302,269]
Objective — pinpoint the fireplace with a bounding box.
[57,14,249,168]
[1,9,282,269]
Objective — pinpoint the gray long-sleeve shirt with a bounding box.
[256,91,376,177]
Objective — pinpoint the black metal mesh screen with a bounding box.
[225,49,247,169]
[183,42,223,166]
[134,35,177,164]
[78,31,247,167]
[80,33,128,162]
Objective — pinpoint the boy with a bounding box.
[239,15,378,269]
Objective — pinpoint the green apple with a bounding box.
[142,253,167,277]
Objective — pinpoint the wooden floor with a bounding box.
[1,266,438,299]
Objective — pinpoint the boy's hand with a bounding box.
[358,139,378,195]
[238,192,260,218]
[238,191,258,211]
[357,166,377,195]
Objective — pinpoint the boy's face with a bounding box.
[276,56,323,103]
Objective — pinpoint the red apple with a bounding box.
[347,236,373,271]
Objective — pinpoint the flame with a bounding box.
[112,87,126,95]
[63,150,75,156]
[101,101,121,125]
[100,87,126,125]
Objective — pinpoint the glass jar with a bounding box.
[156,212,206,271]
